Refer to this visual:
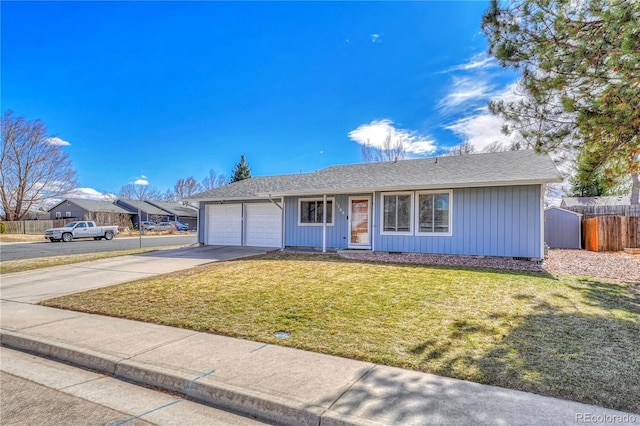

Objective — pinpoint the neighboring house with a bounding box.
[544,207,582,249]
[561,196,638,218]
[48,198,132,223]
[190,150,562,260]
[145,201,199,229]
[561,196,631,208]
[115,200,171,226]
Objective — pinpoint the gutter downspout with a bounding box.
[322,194,327,253]
[540,184,545,261]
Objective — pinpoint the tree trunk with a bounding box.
[631,173,639,205]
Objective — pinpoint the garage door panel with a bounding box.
[207,204,242,246]
[246,203,282,247]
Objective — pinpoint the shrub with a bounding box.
[0,222,5,234]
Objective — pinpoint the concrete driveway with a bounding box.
[0,245,274,304]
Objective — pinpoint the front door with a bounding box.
[349,197,370,248]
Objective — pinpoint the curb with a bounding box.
[0,330,369,426]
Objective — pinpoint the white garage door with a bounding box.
[245,203,282,247]
[206,204,242,246]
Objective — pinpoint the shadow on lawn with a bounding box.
[320,279,640,419]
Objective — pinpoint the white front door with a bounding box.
[348,197,370,248]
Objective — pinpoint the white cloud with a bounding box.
[140,175,147,179]
[134,178,149,185]
[447,53,496,72]
[445,109,516,152]
[439,77,495,111]
[45,137,71,146]
[348,119,437,156]
[371,33,382,43]
[68,187,116,200]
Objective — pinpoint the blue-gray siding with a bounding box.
[544,207,582,249]
[284,185,542,258]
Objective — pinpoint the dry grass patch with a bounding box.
[1,248,158,274]
[0,234,45,243]
[43,253,640,413]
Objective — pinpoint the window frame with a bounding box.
[415,190,453,237]
[298,197,335,227]
[380,192,414,236]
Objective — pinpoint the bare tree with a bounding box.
[201,169,227,191]
[446,141,476,156]
[118,183,162,201]
[84,211,132,229]
[173,177,202,205]
[481,141,509,153]
[0,111,78,221]
[361,133,407,163]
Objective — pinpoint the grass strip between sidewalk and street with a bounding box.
[1,248,158,274]
[42,252,639,413]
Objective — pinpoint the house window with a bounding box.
[299,198,334,226]
[65,212,71,217]
[381,193,412,234]
[416,190,452,236]
[55,212,61,218]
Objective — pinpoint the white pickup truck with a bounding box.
[45,221,120,242]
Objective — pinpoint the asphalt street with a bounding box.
[0,234,198,261]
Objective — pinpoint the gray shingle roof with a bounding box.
[50,198,131,214]
[190,150,562,201]
[561,196,631,207]
[117,200,172,215]
[146,201,198,217]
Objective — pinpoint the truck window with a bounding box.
[77,222,87,228]
[88,222,94,227]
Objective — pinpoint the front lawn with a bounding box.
[42,253,639,413]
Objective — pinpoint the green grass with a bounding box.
[42,252,640,413]
[1,248,158,274]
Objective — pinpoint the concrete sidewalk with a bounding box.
[1,301,635,426]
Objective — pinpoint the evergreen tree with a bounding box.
[230,154,252,183]
[481,0,640,203]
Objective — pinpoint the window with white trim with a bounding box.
[65,212,71,217]
[381,193,412,234]
[55,212,62,218]
[298,198,334,226]
[416,190,452,235]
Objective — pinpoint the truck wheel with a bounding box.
[62,233,72,242]
[104,231,113,240]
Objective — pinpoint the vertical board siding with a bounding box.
[285,195,359,249]
[374,185,542,258]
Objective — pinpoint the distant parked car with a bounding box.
[168,221,189,231]
[155,222,176,231]
[137,221,156,230]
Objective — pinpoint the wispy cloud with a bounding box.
[444,83,521,151]
[348,119,437,155]
[447,53,496,72]
[134,178,149,185]
[45,137,71,146]
[439,77,495,111]
[371,33,382,43]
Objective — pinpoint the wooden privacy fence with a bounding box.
[568,205,640,219]
[583,216,640,252]
[0,219,74,235]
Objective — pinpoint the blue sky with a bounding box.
[2,1,519,198]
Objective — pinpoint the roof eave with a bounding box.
[261,178,563,197]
